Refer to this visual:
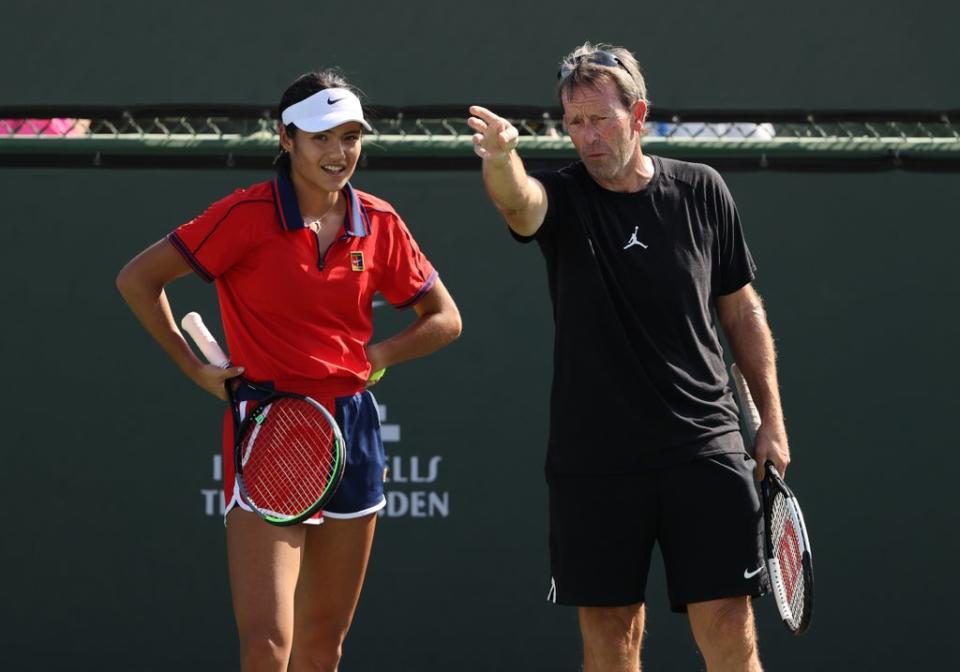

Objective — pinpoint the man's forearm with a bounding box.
[469,105,547,235]
[482,152,546,236]
[482,151,532,213]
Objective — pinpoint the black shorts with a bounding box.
[546,451,768,612]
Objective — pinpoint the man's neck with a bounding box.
[593,149,654,193]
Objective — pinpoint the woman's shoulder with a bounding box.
[353,188,399,218]
[179,179,278,238]
[198,179,277,221]
[215,178,276,208]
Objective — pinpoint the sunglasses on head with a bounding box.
[557,50,628,80]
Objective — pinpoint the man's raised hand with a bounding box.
[467,106,519,161]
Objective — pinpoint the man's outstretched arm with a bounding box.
[467,105,549,236]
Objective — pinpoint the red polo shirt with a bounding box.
[168,171,437,398]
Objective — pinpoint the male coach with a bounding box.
[468,42,790,672]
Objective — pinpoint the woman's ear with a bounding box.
[278,123,294,152]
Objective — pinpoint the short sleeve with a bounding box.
[709,170,757,295]
[167,190,265,282]
[378,214,438,309]
[513,168,566,245]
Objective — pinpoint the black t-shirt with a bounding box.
[517,156,756,475]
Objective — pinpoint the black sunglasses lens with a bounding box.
[557,51,623,79]
[591,52,620,67]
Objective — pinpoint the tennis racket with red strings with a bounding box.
[181,312,345,526]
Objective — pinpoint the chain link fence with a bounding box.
[2,106,958,170]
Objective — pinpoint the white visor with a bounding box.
[280,88,372,133]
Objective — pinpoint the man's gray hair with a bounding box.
[556,42,649,115]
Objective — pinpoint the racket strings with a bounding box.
[239,398,339,517]
[770,493,806,626]
[246,407,336,514]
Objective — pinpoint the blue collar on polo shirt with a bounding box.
[271,165,370,237]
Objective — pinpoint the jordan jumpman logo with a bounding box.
[623,226,648,250]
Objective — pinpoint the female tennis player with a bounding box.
[116,69,461,671]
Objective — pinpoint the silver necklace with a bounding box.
[304,200,338,232]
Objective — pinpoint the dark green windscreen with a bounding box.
[2,0,958,667]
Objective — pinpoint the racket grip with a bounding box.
[731,363,762,439]
[181,312,231,368]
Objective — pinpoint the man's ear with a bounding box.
[631,100,649,134]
